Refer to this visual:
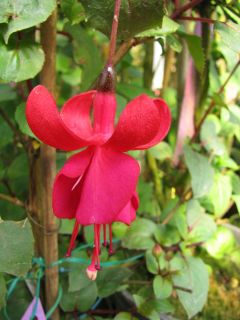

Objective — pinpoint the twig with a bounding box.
[171,0,204,19]
[191,59,240,142]
[0,193,25,207]
[108,0,122,65]
[174,285,192,293]
[0,107,19,137]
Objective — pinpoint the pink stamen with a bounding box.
[66,220,80,257]
[103,224,107,247]
[71,175,82,191]
[108,224,114,255]
[94,224,101,270]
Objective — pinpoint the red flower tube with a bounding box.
[26,79,171,279]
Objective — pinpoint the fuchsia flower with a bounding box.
[26,83,171,279]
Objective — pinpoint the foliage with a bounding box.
[0,0,239,319]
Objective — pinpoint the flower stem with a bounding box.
[107,0,122,66]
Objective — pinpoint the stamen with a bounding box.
[71,175,82,191]
[94,224,101,270]
[103,224,107,247]
[108,224,114,255]
[66,220,80,257]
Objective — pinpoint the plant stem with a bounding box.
[0,193,25,207]
[39,9,60,320]
[107,0,122,65]
[171,0,203,19]
[191,59,240,142]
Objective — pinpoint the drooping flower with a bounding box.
[26,81,171,279]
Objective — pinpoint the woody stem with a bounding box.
[108,0,122,66]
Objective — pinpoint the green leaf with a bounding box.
[153,275,172,299]
[0,40,44,82]
[1,0,56,43]
[215,22,240,53]
[154,225,181,246]
[187,199,216,243]
[117,83,153,100]
[0,274,6,309]
[96,267,132,298]
[66,25,103,91]
[0,85,17,102]
[0,220,34,276]
[200,115,226,156]
[184,34,205,73]
[205,173,232,217]
[68,252,97,292]
[205,226,236,259]
[81,0,165,39]
[149,142,173,161]
[170,204,188,239]
[60,276,98,312]
[0,122,13,147]
[145,250,159,274]
[184,145,214,198]
[233,195,240,214]
[114,312,137,320]
[172,257,209,319]
[122,218,157,250]
[166,34,182,53]
[169,254,185,272]
[137,16,179,37]
[61,0,85,25]
[15,103,36,138]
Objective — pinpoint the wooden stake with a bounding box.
[39,8,60,320]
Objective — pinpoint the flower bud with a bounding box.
[86,265,98,281]
[152,244,162,258]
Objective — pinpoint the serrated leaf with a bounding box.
[0,40,44,82]
[215,22,240,53]
[122,218,157,250]
[96,267,132,298]
[81,0,165,39]
[61,0,85,25]
[172,257,209,319]
[205,173,232,217]
[137,16,179,37]
[187,199,216,243]
[200,115,226,156]
[153,275,172,299]
[166,34,182,53]
[0,220,34,276]
[184,145,214,198]
[184,34,205,73]
[1,0,56,43]
[60,276,98,312]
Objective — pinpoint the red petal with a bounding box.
[61,91,116,145]
[133,98,171,149]
[52,148,94,219]
[107,95,161,151]
[76,147,140,225]
[115,191,139,225]
[26,85,87,151]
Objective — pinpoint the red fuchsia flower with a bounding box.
[26,80,171,280]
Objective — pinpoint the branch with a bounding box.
[0,193,25,207]
[191,59,240,142]
[112,1,205,66]
[171,0,204,19]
